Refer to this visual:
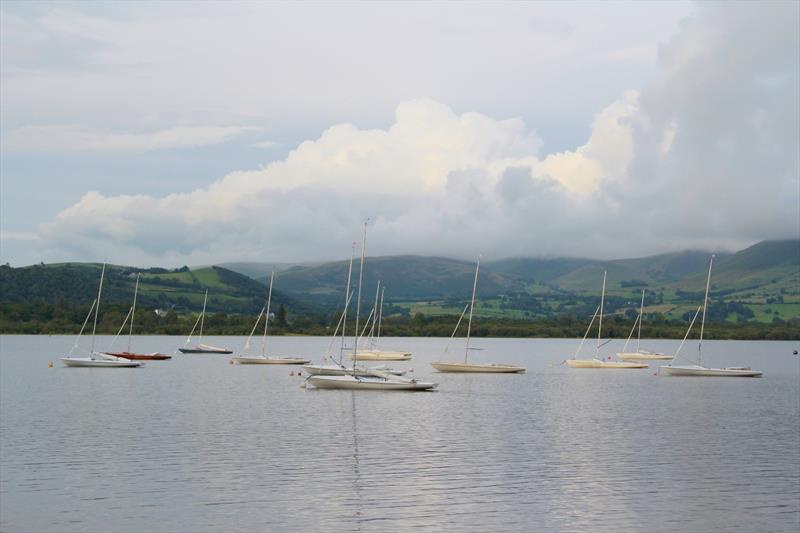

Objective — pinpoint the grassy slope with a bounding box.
[0,263,299,315]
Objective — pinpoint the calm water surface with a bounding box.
[1,335,798,532]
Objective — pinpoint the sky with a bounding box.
[1,1,798,267]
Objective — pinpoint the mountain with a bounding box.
[219,240,798,323]
[3,240,796,323]
[0,263,301,315]
[214,261,324,280]
[271,255,517,306]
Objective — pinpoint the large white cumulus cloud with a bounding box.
[36,2,799,265]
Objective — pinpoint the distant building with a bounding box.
[155,305,175,317]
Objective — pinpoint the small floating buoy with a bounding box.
[297,371,302,376]
[290,371,294,376]
[653,372,657,376]
[48,361,54,368]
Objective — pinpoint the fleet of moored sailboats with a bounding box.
[58,238,762,383]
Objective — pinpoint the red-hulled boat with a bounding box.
[103,351,172,361]
[101,273,173,362]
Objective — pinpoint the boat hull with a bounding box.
[303,364,406,377]
[660,365,763,377]
[179,347,233,354]
[430,361,526,373]
[231,356,310,364]
[617,351,672,361]
[61,357,143,368]
[103,351,171,360]
[306,375,437,391]
[566,359,648,369]
[349,350,412,361]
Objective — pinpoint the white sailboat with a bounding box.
[307,222,437,391]
[231,271,310,365]
[565,270,648,369]
[617,289,672,361]
[305,247,406,377]
[61,263,143,368]
[430,257,526,373]
[349,283,412,361]
[179,289,232,354]
[660,256,763,377]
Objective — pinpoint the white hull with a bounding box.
[306,374,437,391]
[349,350,411,361]
[430,361,526,373]
[617,351,673,361]
[660,365,763,377]
[303,364,406,377]
[61,357,142,368]
[566,358,648,369]
[231,356,310,365]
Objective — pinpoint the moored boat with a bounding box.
[178,289,232,354]
[565,271,648,370]
[349,350,412,361]
[431,257,526,374]
[61,263,143,368]
[103,351,171,361]
[616,289,672,361]
[660,256,762,378]
[303,363,406,376]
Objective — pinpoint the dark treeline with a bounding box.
[1,301,797,340]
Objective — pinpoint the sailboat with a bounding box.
[61,264,143,368]
[349,282,411,361]
[616,289,671,361]
[231,271,310,365]
[178,289,232,354]
[102,273,171,360]
[307,222,437,390]
[660,256,763,377]
[565,270,648,369]
[430,257,526,373]
[305,247,407,377]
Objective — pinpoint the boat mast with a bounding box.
[596,270,607,358]
[128,273,140,353]
[376,286,385,343]
[353,220,368,374]
[698,255,714,365]
[340,244,356,364]
[368,280,381,346]
[637,289,645,352]
[261,271,275,357]
[464,257,480,363]
[198,289,208,343]
[90,263,106,356]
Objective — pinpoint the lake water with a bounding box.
[1,335,798,532]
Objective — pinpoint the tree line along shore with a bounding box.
[1,300,796,340]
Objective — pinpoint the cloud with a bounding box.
[251,140,281,149]
[15,1,800,266]
[1,125,261,153]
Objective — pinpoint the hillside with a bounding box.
[271,255,518,305]
[2,240,796,325]
[222,240,799,323]
[0,263,301,315]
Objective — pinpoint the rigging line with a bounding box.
[69,299,96,357]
